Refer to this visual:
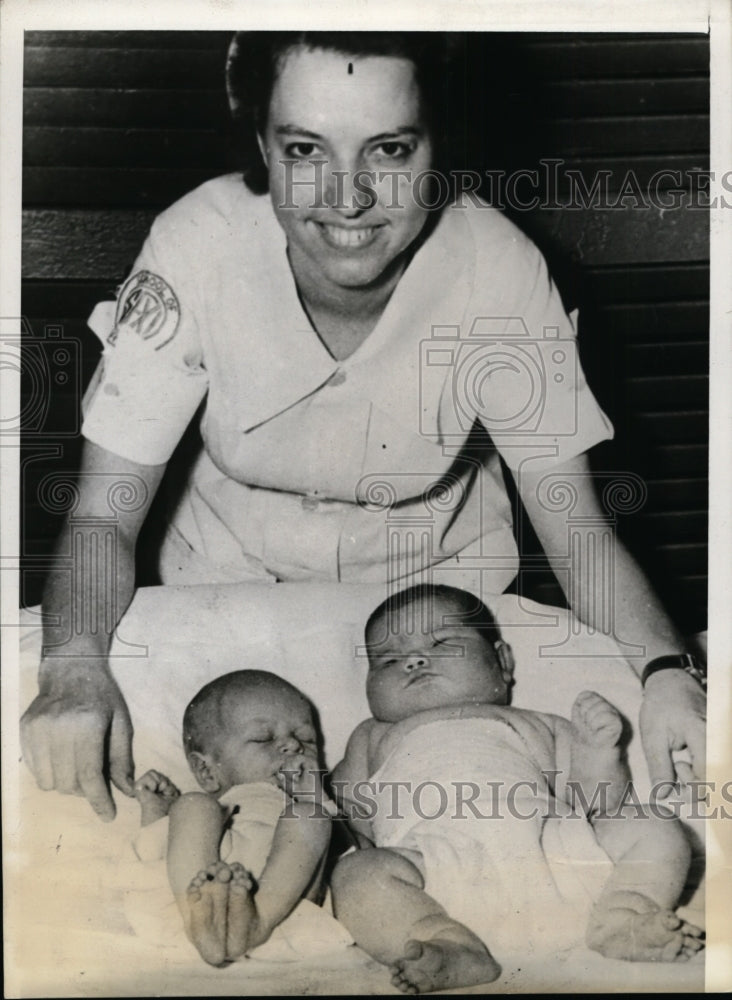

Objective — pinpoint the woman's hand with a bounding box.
[639,668,706,794]
[20,658,135,821]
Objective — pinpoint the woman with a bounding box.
[20,32,705,821]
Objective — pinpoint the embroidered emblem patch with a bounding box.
[108,271,180,349]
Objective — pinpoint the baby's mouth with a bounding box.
[406,672,438,687]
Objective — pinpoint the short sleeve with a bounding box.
[469,242,613,473]
[81,219,209,466]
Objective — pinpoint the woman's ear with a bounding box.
[187,752,222,794]
[495,640,515,684]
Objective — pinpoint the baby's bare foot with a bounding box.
[134,769,180,827]
[389,937,501,995]
[224,862,257,959]
[587,891,705,962]
[572,691,623,747]
[187,861,234,966]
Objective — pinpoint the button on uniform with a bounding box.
[329,368,347,387]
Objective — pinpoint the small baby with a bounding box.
[134,669,332,966]
[331,584,704,994]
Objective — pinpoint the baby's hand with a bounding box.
[134,769,181,826]
[571,691,624,748]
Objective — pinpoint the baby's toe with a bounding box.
[403,939,424,960]
[661,911,682,931]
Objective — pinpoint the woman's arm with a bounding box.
[514,451,706,788]
[19,439,166,820]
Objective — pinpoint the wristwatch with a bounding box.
[641,653,707,690]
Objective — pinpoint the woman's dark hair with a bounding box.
[225,31,465,194]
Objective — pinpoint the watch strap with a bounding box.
[641,653,707,690]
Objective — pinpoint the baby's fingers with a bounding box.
[134,769,165,794]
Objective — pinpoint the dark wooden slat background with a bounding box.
[20,31,709,634]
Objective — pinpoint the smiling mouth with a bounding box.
[316,222,381,249]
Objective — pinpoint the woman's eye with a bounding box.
[248,736,271,744]
[285,142,321,160]
[373,141,413,161]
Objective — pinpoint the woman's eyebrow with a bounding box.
[367,127,424,142]
[274,125,323,140]
[274,125,425,143]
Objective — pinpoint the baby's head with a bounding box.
[365,584,515,723]
[182,670,320,796]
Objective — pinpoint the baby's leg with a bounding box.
[588,806,704,962]
[569,692,630,815]
[331,847,500,994]
[134,769,180,827]
[187,861,255,966]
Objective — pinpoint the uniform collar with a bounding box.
[235,198,475,434]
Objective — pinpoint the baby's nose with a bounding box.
[404,654,429,672]
[278,735,303,755]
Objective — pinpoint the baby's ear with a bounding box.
[187,752,221,793]
[495,640,515,683]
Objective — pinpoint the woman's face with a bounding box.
[259,45,433,293]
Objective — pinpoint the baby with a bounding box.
[331,584,704,994]
[133,669,332,966]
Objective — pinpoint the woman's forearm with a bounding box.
[41,520,137,663]
[554,530,688,677]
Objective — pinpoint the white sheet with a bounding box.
[6,584,704,996]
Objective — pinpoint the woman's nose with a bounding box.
[404,654,429,673]
[324,164,376,214]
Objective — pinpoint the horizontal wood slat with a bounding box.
[627,376,708,408]
[23,80,711,128]
[638,509,707,540]
[539,78,709,116]
[22,202,710,279]
[24,127,230,168]
[584,264,708,302]
[653,542,708,574]
[634,411,707,443]
[645,478,707,510]
[534,116,708,156]
[23,46,227,88]
[518,204,708,268]
[625,341,709,374]
[593,302,709,341]
[22,168,229,210]
[518,36,709,78]
[23,209,155,280]
[627,442,708,475]
[21,281,118,314]
[24,88,229,128]
[24,31,232,49]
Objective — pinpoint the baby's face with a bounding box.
[366,596,510,723]
[211,686,319,792]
